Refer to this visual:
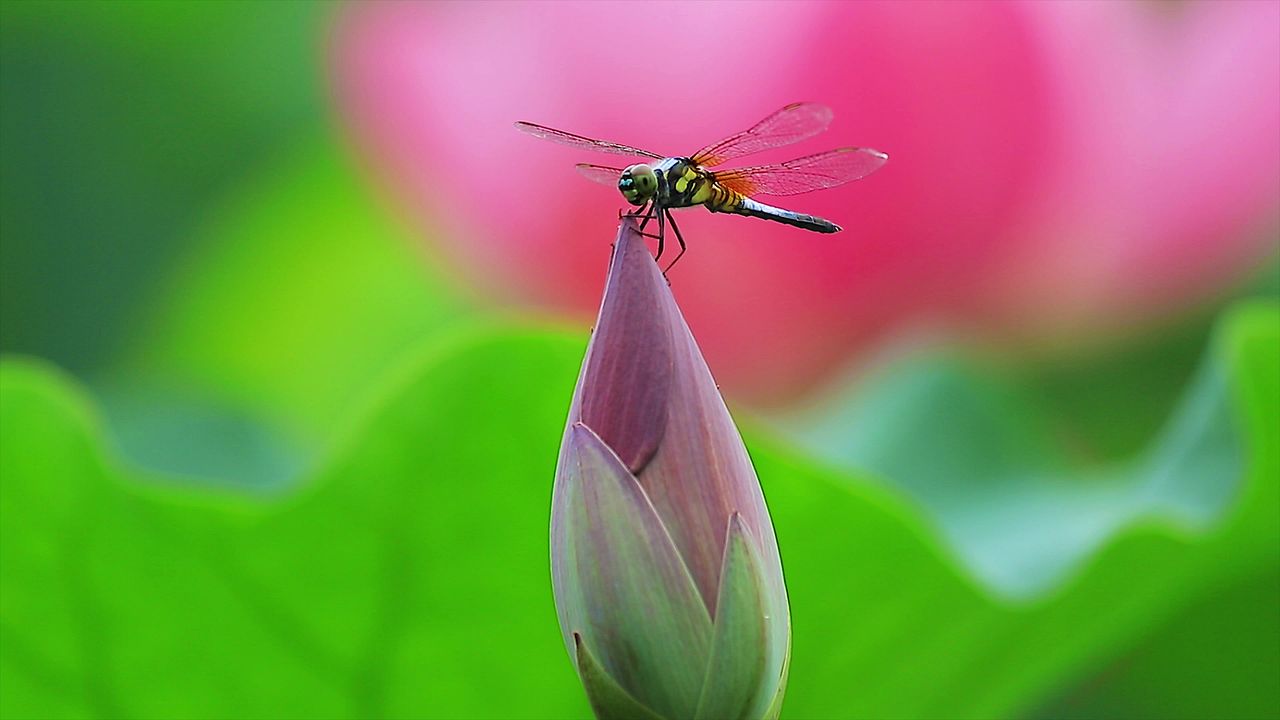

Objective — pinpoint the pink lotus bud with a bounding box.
[551,221,790,719]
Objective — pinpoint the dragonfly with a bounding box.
[514,102,887,272]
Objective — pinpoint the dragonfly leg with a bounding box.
[627,203,649,220]
[623,201,649,221]
[638,200,660,231]
[662,209,687,275]
[653,206,667,261]
[633,202,665,253]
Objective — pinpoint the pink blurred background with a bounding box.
[332,0,1280,407]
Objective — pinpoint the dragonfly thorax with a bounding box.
[618,164,658,206]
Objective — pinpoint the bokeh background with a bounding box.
[2,1,1278,719]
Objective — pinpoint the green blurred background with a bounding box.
[1,3,1277,719]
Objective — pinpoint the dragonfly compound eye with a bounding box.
[619,164,656,205]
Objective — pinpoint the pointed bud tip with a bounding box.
[728,511,747,534]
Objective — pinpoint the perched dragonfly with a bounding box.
[514,102,887,271]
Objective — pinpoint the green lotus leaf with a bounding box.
[0,302,1274,719]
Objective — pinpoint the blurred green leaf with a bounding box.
[777,314,1249,598]
[759,303,1279,719]
[2,327,590,720]
[1034,567,1280,720]
[1,304,1276,719]
[98,136,467,485]
[0,0,332,372]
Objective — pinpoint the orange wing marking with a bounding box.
[713,147,888,197]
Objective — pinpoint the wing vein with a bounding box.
[691,102,834,167]
[514,121,663,159]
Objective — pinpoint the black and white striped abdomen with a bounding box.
[728,197,841,234]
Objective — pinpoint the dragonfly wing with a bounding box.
[713,147,888,197]
[576,163,624,187]
[514,121,664,159]
[690,102,834,168]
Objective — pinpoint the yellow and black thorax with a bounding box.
[654,157,742,212]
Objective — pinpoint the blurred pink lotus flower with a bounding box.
[332,0,1280,406]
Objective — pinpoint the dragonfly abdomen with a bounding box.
[708,190,840,234]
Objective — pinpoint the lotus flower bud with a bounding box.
[550,220,791,719]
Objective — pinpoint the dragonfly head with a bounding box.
[619,164,658,205]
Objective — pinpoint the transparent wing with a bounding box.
[514,121,663,159]
[712,147,888,197]
[576,163,624,187]
[690,102,834,168]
